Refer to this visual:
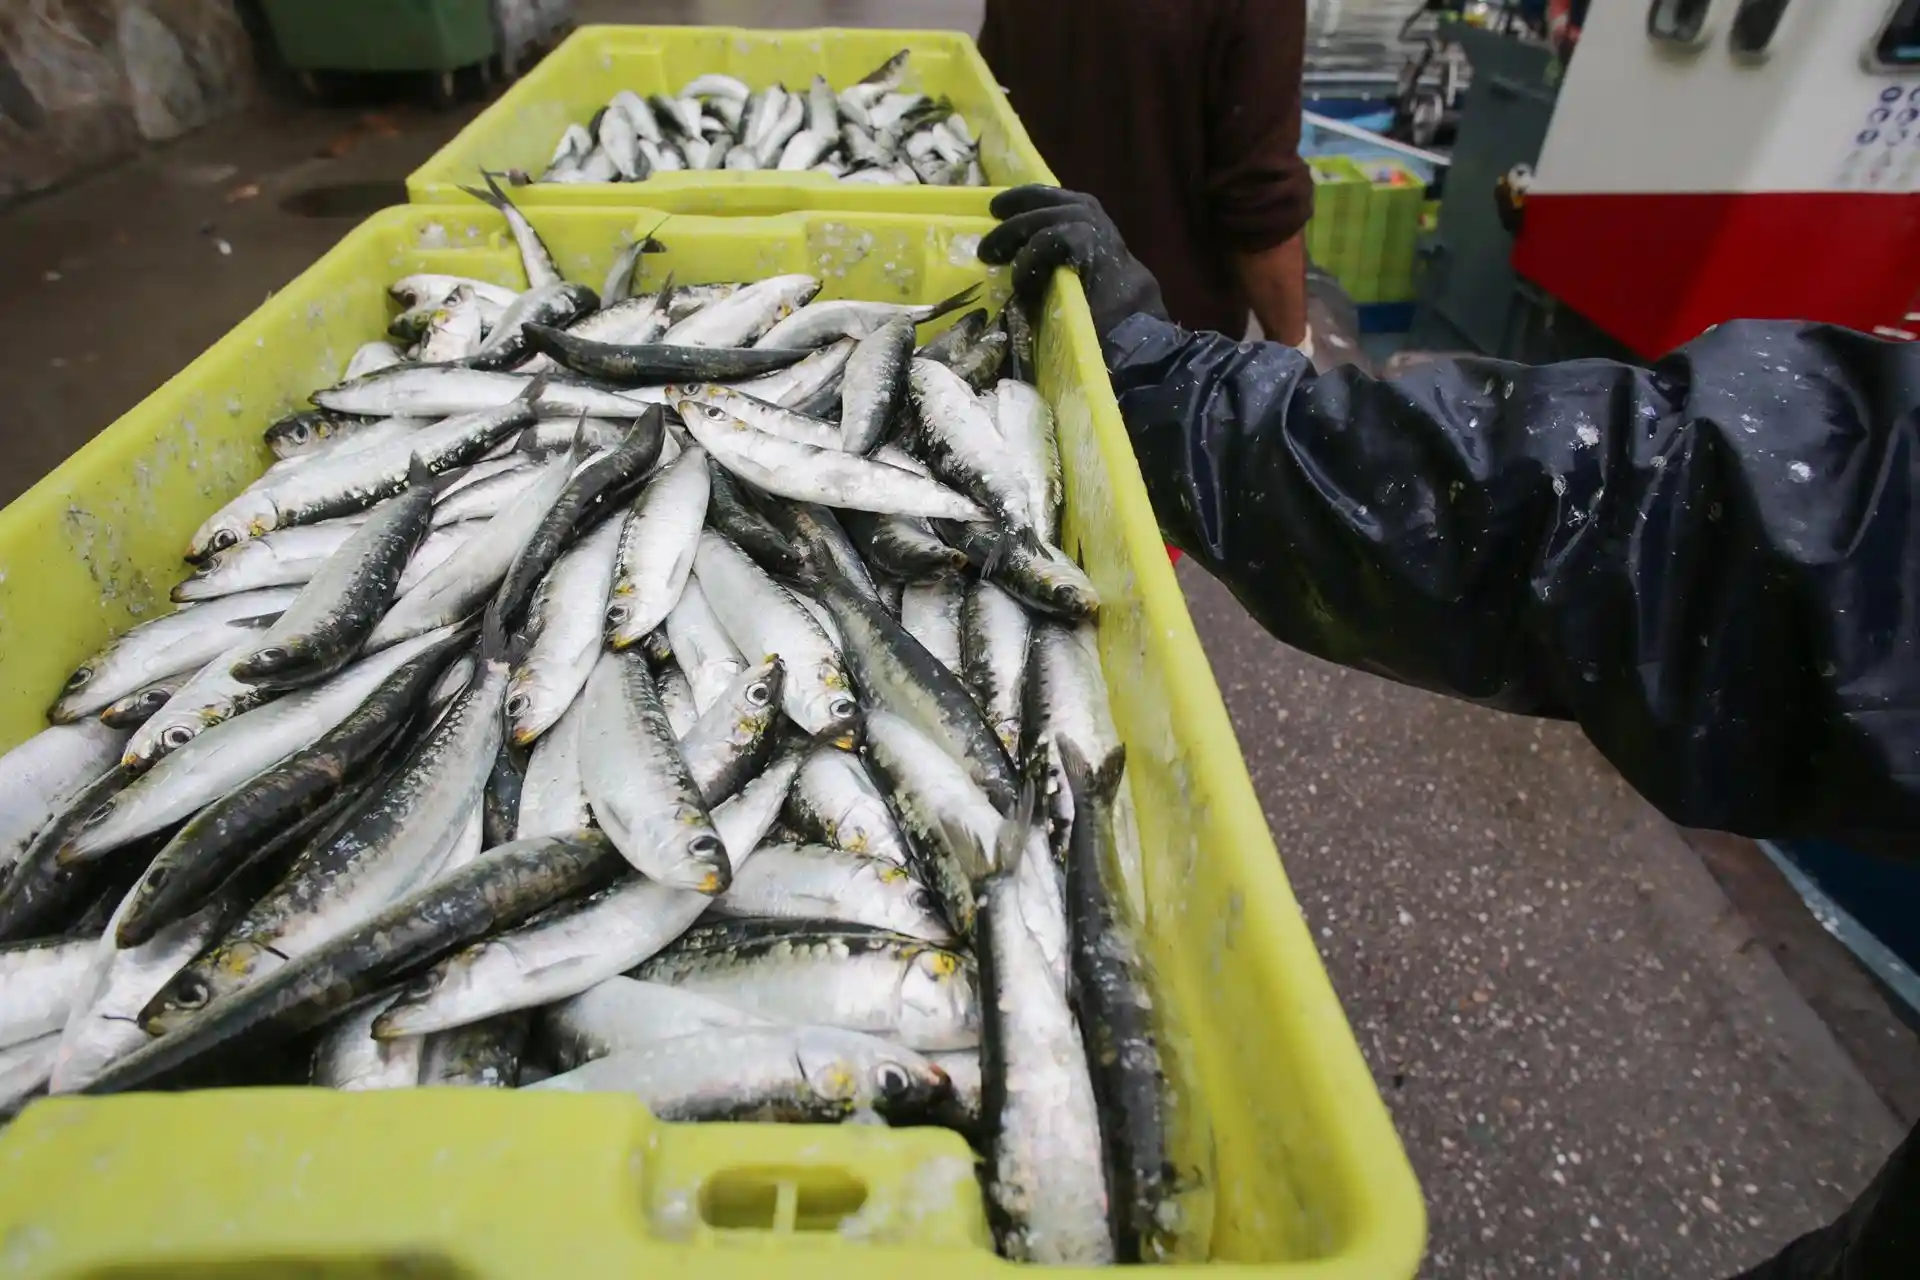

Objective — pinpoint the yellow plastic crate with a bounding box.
[407,25,1057,217]
[0,203,1423,1278]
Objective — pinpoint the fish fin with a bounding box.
[480,600,513,662]
[567,413,591,458]
[407,453,434,490]
[990,778,1040,877]
[920,282,983,324]
[653,270,678,315]
[514,371,551,409]
[459,170,511,212]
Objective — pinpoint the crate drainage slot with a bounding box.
[699,1165,870,1232]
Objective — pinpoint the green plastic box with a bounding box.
[260,0,496,73]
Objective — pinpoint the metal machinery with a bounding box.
[1513,0,1920,357]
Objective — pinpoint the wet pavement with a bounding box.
[1,2,1915,1276]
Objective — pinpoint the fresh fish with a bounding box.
[722,147,761,172]
[139,652,510,1034]
[488,411,666,636]
[231,464,437,689]
[712,843,953,943]
[677,397,986,521]
[0,1034,59,1112]
[952,328,1009,392]
[665,578,747,714]
[808,566,1019,812]
[49,589,295,722]
[918,309,988,367]
[908,358,1035,533]
[611,91,662,144]
[960,579,1032,758]
[900,577,964,674]
[462,282,599,372]
[937,521,1101,621]
[374,742,800,1036]
[514,694,591,840]
[99,675,190,729]
[548,122,594,170]
[853,710,999,937]
[115,636,456,949]
[1003,299,1037,383]
[675,657,783,805]
[598,103,642,180]
[506,514,624,746]
[838,316,914,454]
[670,383,924,475]
[755,285,980,351]
[693,532,855,733]
[265,409,363,460]
[344,342,407,381]
[419,1011,529,1086]
[776,128,834,171]
[658,663,699,740]
[730,336,855,408]
[634,918,980,1051]
[751,95,806,168]
[754,499,880,604]
[429,462,544,529]
[49,854,248,1093]
[577,649,727,893]
[662,275,821,349]
[367,448,578,649]
[682,73,750,103]
[526,325,812,384]
[600,240,656,308]
[0,767,142,943]
[59,626,463,866]
[458,171,564,289]
[312,995,423,1089]
[391,274,521,312]
[415,286,487,363]
[398,523,485,593]
[978,827,1112,1264]
[193,381,547,557]
[702,458,804,577]
[993,379,1062,544]
[665,282,742,323]
[605,443,709,649]
[0,936,97,1050]
[82,831,623,1095]
[543,977,770,1071]
[566,283,676,347]
[0,721,128,873]
[842,510,967,582]
[314,366,654,420]
[529,1024,951,1125]
[122,633,277,770]
[784,741,914,867]
[173,520,361,602]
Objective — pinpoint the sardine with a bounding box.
[50,589,296,722]
[506,514,624,745]
[605,443,709,649]
[665,578,747,714]
[458,171,564,289]
[839,316,915,454]
[676,657,783,805]
[693,532,855,733]
[711,843,953,943]
[0,721,128,874]
[662,275,821,348]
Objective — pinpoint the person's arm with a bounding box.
[1234,235,1309,347]
[1203,0,1313,341]
[1104,312,1920,858]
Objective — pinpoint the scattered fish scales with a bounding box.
[0,232,1187,1267]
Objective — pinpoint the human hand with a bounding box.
[977,186,1168,343]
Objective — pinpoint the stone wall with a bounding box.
[0,0,254,203]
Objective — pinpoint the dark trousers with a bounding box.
[1735,1121,1919,1278]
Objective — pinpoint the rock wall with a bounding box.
[0,0,254,203]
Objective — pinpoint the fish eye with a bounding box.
[505,692,531,718]
[160,725,196,749]
[63,666,94,692]
[689,834,723,858]
[910,887,939,915]
[829,695,858,719]
[139,690,169,710]
[171,976,211,1011]
[81,802,115,828]
[606,603,631,625]
[253,647,288,666]
[745,681,772,707]
[209,529,239,552]
[875,1063,911,1098]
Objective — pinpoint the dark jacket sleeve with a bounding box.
[1202,0,1314,252]
[1104,313,1920,858]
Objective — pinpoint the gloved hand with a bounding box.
[977,186,1169,343]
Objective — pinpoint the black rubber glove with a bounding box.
[977,186,1168,343]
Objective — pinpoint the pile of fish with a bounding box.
[0,187,1196,1264]
[526,51,986,187]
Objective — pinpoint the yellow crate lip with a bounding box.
[0,202,1422,1278]
[406,25,1058,213]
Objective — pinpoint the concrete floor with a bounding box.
[5,3,1918,1276]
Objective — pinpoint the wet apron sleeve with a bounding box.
[1102,314,1920,858]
